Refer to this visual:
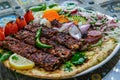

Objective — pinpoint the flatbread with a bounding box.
[3,38,117,79]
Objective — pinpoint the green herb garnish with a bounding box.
[71,52,87,65]
[0,51,13,62]
[64,61,73,72]
[12,56,18,60]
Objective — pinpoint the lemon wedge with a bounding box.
[9,54,35,70]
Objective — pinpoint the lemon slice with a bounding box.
[9,54,35,70]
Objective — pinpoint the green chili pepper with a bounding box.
[36,27,52,48]
[48,4,58,8]
[30,3,47,12]
[0,51,12,62]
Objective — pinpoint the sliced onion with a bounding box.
[53,22,73,32]
[40,18,51,28]
[78,24,90,34]
[69,25,82,40]
[88,30,102,37]
[33,17,40,24]
[78,12,92,18]
[100,26,107,32]
[107,23,120,27]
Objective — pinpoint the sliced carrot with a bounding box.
[73,21,78,25]
[58,15,69,23]
[42,10,60,21]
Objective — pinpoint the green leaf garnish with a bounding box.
[71,52,87,65]
[12,56,18,60]
[64,61,73,72]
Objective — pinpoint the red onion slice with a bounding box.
[69,25,82,40]
[53,22,73,32]
[78,24,90,34]
[88,30,102,37]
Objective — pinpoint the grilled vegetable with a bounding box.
[36,27,52,48]
[5,21,18,36]
[0,27,5,41]
[24,10,34,24]
[16,16,27,30]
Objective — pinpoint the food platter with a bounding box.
[0,0,120,79]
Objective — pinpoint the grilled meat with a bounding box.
[40,37,73,61]
[25,24,58,38]
[14,30,36,45]
[0,36,61,71]
[51,33,82,50]
[24,24,82,50]
[14,29,73,61]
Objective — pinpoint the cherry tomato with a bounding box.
[5,21,18,36]
[16,16,27,30]
[0,27,5,41]
[24,10,34,24]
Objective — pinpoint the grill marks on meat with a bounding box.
[1,23,86,71]
[0,36,60,71]
[14,29,72,61]
[40,37,72,61]
[24,24,82,50]
[14,30,36,45]
[51,33,82,50]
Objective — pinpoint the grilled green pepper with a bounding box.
[35,27,52,48]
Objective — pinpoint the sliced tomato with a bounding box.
[5,21,18,36]
[16,16,27,30]
[0,27,5,41]
[24,10,34,24]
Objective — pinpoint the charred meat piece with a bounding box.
[14,29,72,61]
[85,30,102,44]
[51,33,82,50]
[24,23,40,33]
[0,36,61,71]
[25,24,58,38]
[51,19,62,28]
[40,37,72,61]
[24,24,82,50]
[14,30,36,45]
[41,27,58,38]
